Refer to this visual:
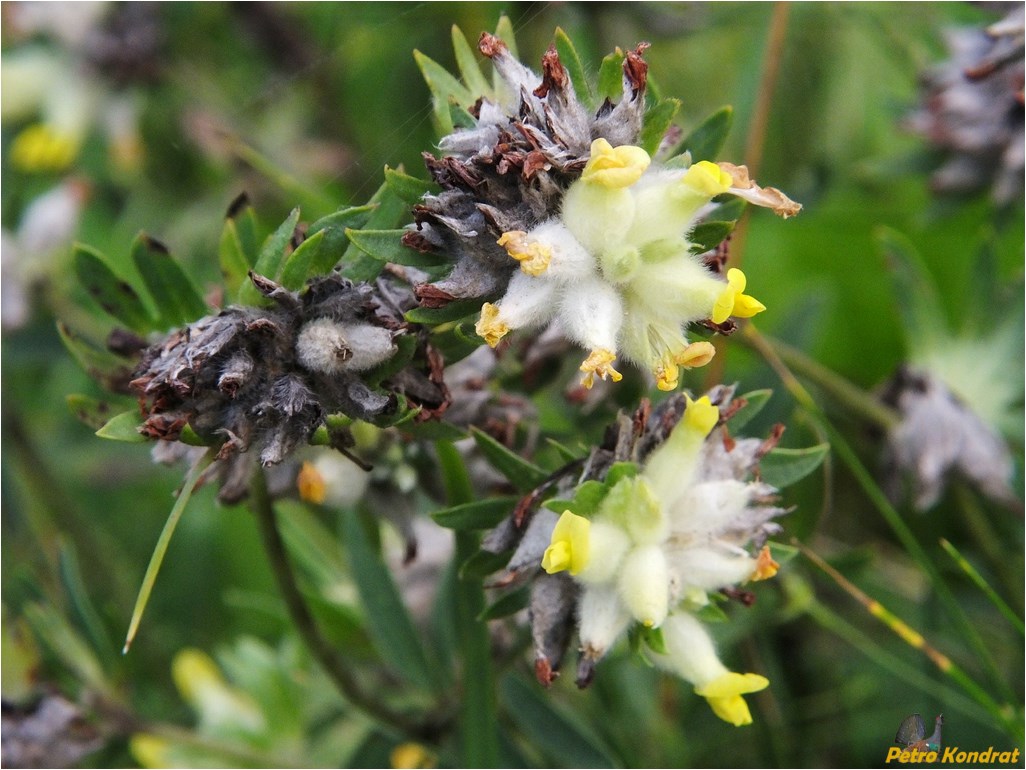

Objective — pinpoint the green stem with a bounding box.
[249,468,442,741]
[742,327,900,431]
[436,441,500,768]
[939,538,1024,636]
[804,600,999,732]
[745,325,1018,707]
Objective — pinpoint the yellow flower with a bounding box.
[681,161,734,197]
[10,123,78,172]
[683,395,720,436]
[297,461,326,504]
[694,671,769,726]
[711,268,766,324]
[579,348,623,389]
[750,545,779,582]
[475,302,509,347]
[497,230,552,276]
[580,138,651,188]
[542,510,591,575]
[390,742,436,769]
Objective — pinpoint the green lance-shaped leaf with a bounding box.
[543,480,608,517]
[95,410,148,443]
[239,207,301,305]
[432,496,520,531]
[73,244,154,332]
[58,540,117,664]
[339,509,436,690]
[340,183,409,283]
[554,27,593,108]
[278,229,326,291]
[451,24,491,98]
[219,219,252,297]
[690,220,736,254]
[131,233,207,329]
[678,105,733,162]
[597,48,625,102]
[640,97,681,156]
[414,49,476,135]
[471,427,549,492]
[346,229,448,269]
[460,549,514,580]
[57,322,133,384]
[404,299,482,326]
[478,586,530,621]
[494,15,518,59]
[875,226,948,353]
[124,450,214,653]
[725,389,773,432]
[24,602,113,699]
[759,443,830,488]
[384,165,440,204]
[500,675,617,768]
[306,202,376,276]
[66,394,120,431]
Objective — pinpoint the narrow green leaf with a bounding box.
[460,548,513,580]
[500,675,616,768]
[543,480,607,516]
[714,197,747,222]
[306,203,376,275]
[760,443,830,488]
[340,184,409,282]
[597,49,624,102]
[278,229,326,290]
[96,410,148,443]
[494,15,518,59]
[875,226,948,351]
[66,394,120,431]
[57,323,131,383]
[346,228,445,268]
[693,602,730,623]
[640,97,681,156]
[544,437,581,464]
[384,166,439,204]
[939,538,1024,636]
[229,198,260,264]
[428,321,483,364]
[432,496,519,530]
[641,625,667,654]
[554,27,593,108]
[679,105,733,162]
[24,602,112,698]
[451,25,491,97]
[124,450,214,652]
[449,101,477,129]
[339,509,435,689]
[58,540,116,664]
[605,461,638,486]
[478,586,529,621]
[73,244,154,332]
[689,221,736,254]
[471,428,548,492]
[405,299,482,325]
[219,219,251,296]
[239,208,300,304]
[726,389,773,432]
[414,49,475,133]
[131,233,207,328]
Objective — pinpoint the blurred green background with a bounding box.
[2,3,1022,767]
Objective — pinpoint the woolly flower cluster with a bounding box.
[542,396,784,725]
[476,139,800,390]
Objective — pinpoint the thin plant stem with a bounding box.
[939,538,1024,636]
[744,329,900,431]
[798,540,1011,728]
[744,324,1018,708]
[803,600,998,731]
[435,440,500,768]
[249,467,445,741]
[705,1,791,389]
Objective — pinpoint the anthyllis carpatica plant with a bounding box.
[60,18,830,757]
